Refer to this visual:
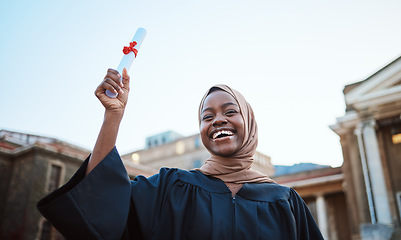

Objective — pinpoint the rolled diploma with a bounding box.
[106,28,147,98]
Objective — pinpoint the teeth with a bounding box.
[212,130,234,139]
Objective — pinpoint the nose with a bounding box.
[212,114,227,126]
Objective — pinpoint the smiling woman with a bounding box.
[200,88,245,157]
[197,85,275,196]
[37,70,324,240]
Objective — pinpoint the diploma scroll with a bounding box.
[106,28,147,98]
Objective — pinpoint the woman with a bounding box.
[37,68,324,240]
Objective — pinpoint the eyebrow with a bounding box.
[201,102,238,114]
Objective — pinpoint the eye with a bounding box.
[202,115,213,121]
[225,110,238,116]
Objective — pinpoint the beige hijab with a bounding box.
[196,85,274,195]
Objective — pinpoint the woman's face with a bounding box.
[200,90,245,157]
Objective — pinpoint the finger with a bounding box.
[122,68,130,90]
[103,74,123,89]
[106,68,123,87]
[107,68,121,78]
[95,82,118,98]
[104,78,124,94]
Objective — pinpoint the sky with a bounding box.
[1,0,401,167]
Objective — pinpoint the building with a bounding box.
[0,130,155,240]
[121,131,275,176]
[330,57,401,239]
[274,166,349,240]
[0,130,91,240]
[145,130,183,149]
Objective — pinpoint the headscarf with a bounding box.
[195,85,274,194]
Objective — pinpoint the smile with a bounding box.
[212,130,235,140]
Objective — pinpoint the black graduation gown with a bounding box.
[37,147,324,240]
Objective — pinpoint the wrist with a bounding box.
[104,109,124,124]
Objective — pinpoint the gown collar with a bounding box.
[177,169,289,202]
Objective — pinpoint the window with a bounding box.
[46,160,65,193]
[391,125,401,144]
[175,141,185,155]
[48,165,61,192]
[392,133,401,144]
[131,153,140,164]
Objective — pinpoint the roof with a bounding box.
[273,166,342,186]
[0,129,90,159]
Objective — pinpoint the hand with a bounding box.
[95,68,130,113]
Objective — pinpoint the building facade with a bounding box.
[0,130,155,240]
[330,57,401,239]
[0,130,91,240]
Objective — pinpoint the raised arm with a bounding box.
[86,68,130,175]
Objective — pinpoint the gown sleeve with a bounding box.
[289,188,324,240]
[37,147,131,240]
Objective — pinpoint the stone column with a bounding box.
[354,125,376,223]
[361,119,392,224]
[316,194,328,239]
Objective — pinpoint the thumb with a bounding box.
[122,68,130,89]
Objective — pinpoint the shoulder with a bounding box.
[132,168,230,194]
[134,167,181,184]
[142,168,230,193]
[133,168,214,186]
[238,183,293,202]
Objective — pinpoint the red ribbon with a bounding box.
[123,41,138,57]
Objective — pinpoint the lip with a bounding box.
[212,135,234,142]
[209,127,236,140]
